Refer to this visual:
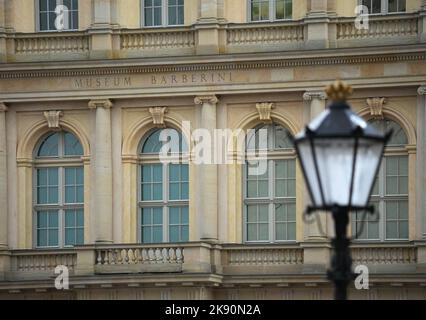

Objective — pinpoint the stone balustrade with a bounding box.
[0,242,424,283]
[14,32,90,55]
[1,13,423,62]
[225,245,304,266]
[335,14,419,47]
[120,28,196,50]
[351,243,417,265]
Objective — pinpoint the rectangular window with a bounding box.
[246,162,269,198]
[169,206,189,242]
[246,204,269,241]
[250,0,292,22]
[37,210,59,247]
[65,167,84,204]
[251,0,270,21]
[38,0,79,31]
[37,168,59,204]
[141,164,163,201]
[169,164,189,201]
[275,0,292,20]
[141,207,163,243]
[361,0,406,14]
[275,203,296,241]
[168,0,184,25]
[64,209,84,246]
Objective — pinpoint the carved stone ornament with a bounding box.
[88,99,113,109]
[149,107,168,127]
[256,102,275,123]
[194,95,218,105]
[0,102,8,112]
[418,86,426,95]
[43,111,63,130]
[367,97,387,119]
[302,91,327,101]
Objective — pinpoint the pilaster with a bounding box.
[0,102,8,249]
[89,99,114,244]
[194,95,219,241]
[417,86,426,239]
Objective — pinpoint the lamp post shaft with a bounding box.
[328,207,353,300]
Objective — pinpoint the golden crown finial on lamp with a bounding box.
[325,80,353,102]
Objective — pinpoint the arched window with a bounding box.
[244,123,296,242]
[138,128,189,243]
[34,131,84,248]
[353,119,409,241]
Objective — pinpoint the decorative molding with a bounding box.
[1,52,426,79]
[303,91,326,101]
[366,97,387,119]
[256,102,275,123]
[88,99,113,110]
[43,111,63,129]
[0,102,8,112]
[149,107,168,127]
[418,86,426,95]
[194,95,218,105]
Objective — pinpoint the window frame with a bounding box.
[36,0,79,32]
[243,124,297,243]
[352,119,409,242]
[32,131,84,249]
[358,0,407,15]
[137,128,189,244]
[141,0,185,28]
[247,0,293,23]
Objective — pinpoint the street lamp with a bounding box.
[291,80,392,300]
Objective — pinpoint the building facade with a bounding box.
[0,0,426,300]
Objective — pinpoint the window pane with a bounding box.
[388,0,398,12]
[247,224,257,240]
[259,223,269,240]
[142,227,152,243]
[153,226,163,242]
[40,0,48,11]
[38,133,59,157]
[169,207,180,224]
[145,8,153,26]
[386,221,398,239]
[38,229,48,247]
[40,12,48,31]
[64,132,83,156]
[169,226,179,242]
[276,0,285,20]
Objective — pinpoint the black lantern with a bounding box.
[291,81,392,300]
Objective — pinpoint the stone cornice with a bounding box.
[194,95,218,105]
[1,50,426,80]
[88,99,113,110]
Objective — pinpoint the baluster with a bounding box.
[148,248,155,263]
[155,248,162,263]
[176,248,183,263]
[141,248,148,264]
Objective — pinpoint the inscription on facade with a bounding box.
[73,76,132,88]
[71,72,234,89]
[151,72,233,85]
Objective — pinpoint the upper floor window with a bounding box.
[34,131,84,248]
[142,0,184,27]
[138,128,189,243]
[352,119,409,241]
[360,0,406,14]
[249,0,292,22]
[38,0,79,31]
[244,123,296,243]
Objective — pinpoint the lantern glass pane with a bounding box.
[351,138,385,207]
[313,138,355,207]
[297,139,323,206]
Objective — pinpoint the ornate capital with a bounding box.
[88,99,113,110]
[256,102,275,123]
[194,95,218,105]
[0,102,8,112]
[418,86,426,96]
[366,97,387,119]
[303,91,326,101]
[149,107,168,128]
[43,111,63,130]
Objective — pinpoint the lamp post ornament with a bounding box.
[291,80,392,300]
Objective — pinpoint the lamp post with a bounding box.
[291,81,392,300]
